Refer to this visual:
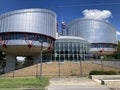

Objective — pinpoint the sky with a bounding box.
[0,0,120,35]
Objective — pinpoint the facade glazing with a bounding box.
[67,19,117,55]
[54,36,90,62]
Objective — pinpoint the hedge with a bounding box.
[89,70,117,75]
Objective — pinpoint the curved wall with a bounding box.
[55,36,90,61]
[67,19,117,44]
[0,8,57,56]
[67,19,117,55]
[0,8,57,38]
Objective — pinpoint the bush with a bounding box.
[105,70,117,75]
[89,70,117,75]
[118,71,120,75]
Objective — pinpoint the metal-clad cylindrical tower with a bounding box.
[0,8,57,56]
[67,19,117,55]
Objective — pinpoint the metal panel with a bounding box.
[67,19,117,54]
[0,8,57,38]
[67,19,117,44]
[0,9,56,55]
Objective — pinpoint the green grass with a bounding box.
[0,78,49,90]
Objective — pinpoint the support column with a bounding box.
[6,55,16,73]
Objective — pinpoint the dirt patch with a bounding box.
[1,61,119,78]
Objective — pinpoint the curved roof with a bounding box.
[56,36,88,42]
[67,18,116,30]
[0,8,56,19]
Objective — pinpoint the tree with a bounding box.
[23,56,33,67]
[15,60,24,70]
[112,41,120,59]
[0,51,6,74]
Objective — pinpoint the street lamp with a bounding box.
[39,40,43,79]
[99,48,104,71]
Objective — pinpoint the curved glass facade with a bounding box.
[67,19,117,54]
[54,36,90,62]
[0,32,54,46]
[91,43,116,48]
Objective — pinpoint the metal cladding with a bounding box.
[0,8,57,38]
[67,19,117,55]
[0,8,57,56]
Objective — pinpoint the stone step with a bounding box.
[101,79,120,86]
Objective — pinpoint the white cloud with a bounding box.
[82,9,112,20]
[16,56,25,61]
[116,31,120,35]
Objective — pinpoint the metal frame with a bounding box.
[0,32,55,48]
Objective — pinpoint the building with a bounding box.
[54,36,90,62]
[66,18,117,55]
[0,8,57,72]
[0,8,118,73]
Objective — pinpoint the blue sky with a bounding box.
[0,0,120,39]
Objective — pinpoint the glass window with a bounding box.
[55,42,59,51]
[69,42,72,52]
[65,41,68,51]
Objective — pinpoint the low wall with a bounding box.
[91,75,120,80]
[101,79,120,86]
[91,75,120,86]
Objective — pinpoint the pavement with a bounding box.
[91,75,120,90]
[46,77,111,90]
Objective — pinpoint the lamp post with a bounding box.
[58,55,60,78]
[39,40,43,79]
[79,55,82,77]
[99,48,104,71]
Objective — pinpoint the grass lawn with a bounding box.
[0,78,49,90]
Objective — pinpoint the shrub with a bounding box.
[89,70,117,75]
[118,71,120,75]
[105,70,117,75]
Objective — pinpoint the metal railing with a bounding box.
[0,59,120,78]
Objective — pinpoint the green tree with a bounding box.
[112,41,120,59]
[0,51,6,74]
[15,60,24,70]
[23,56,33,67]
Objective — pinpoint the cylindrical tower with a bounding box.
[0,8,57,56]
[67,18,117,55]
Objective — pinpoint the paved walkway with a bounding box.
[46,77,110,90]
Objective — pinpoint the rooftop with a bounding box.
[56,36,87,41]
